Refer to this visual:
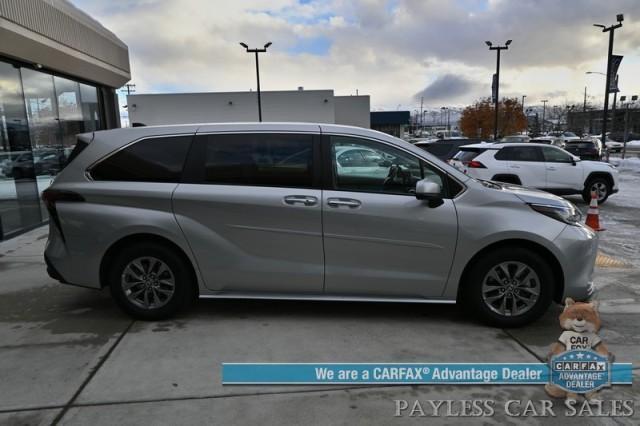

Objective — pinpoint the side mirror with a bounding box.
[379,160,392,167]
[415,179,444,207]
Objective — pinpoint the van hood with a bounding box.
[479,180,569,207]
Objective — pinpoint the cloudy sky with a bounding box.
[72,0,640,112]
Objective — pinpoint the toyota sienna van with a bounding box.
[43,123,597,327]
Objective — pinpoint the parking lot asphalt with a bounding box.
[1,159,639,425]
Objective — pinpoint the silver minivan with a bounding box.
[43,123,597,326]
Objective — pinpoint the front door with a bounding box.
[541,146,583,191]
[173,132,324,293]
[502,146,547,188]
[322,135,459,298]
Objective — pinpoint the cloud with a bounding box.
[415,74,478,102]
[70,0,640,111]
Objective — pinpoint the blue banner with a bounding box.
[222,362,633,385]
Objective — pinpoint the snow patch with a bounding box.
[609,157,640,172]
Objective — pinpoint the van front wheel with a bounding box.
[462,247,553,327]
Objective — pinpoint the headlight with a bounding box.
[529,203,582,225]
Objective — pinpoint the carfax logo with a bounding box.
[550,350,610,394]
[545,298,613,401]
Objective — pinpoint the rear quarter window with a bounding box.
[90,135,193,182]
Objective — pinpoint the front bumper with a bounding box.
[553,223,598,302]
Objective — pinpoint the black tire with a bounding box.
[461,247,554,327]
[108,242,195,320]
[582,177,610,204]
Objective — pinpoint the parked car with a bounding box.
[604,139,624,153]
[3,149,66,178]
[406,137,434,144]
[434,130,467,140]
[607,131,640,143]
[450,142,618,204]
[564,139,601,161]
[414,139,486,161]
[334,146,393,179]
[496,135,530,144]
[550,131,580,144]
[531,136,564,148]
[44,123,598,327]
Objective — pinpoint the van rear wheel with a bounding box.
[462,247,553,327]
[108,242,195,320]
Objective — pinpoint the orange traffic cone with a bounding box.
[585,190,604,231]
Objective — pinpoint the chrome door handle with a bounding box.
[284,195,317,206]
[509,165,520,169]
[547,167,556,171]
[327,198,361,208]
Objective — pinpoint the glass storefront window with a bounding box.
[0,59,104,239]
[79,83,101,132]
[21,68,65,218]
[55,76,84,148]
[0,62,42,238]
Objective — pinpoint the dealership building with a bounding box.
[0,0,130,239]
[127,90,371,129]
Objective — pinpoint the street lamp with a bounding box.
[240,41,272,122]
[593,14,623,142]
[486,39,512,140]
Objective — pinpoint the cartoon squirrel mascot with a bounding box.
[544,298,612,402]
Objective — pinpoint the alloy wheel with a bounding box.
[121,256,176,309]
[481,261,540,317]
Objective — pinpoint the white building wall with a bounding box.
[129,90,334,126]
[128,90,370,128]
[334,95,370,128]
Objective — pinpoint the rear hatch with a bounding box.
[565,141,598,157]
[450,147,490,172]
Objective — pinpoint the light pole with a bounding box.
[541,100,548,134]
[486,40,512,140]
[240,41,272,122]
[594,14,623,141]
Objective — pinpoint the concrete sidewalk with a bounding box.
[1,171,639,425]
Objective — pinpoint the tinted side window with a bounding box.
[495,146,542,162]
[331,136,445,196]
[202,133,313,188]
[91,136,192,182]
[542,146,572,162]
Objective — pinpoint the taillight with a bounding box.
[466,160,486,168]
[41,189,84,242]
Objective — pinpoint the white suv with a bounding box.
[451,143,619,204]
